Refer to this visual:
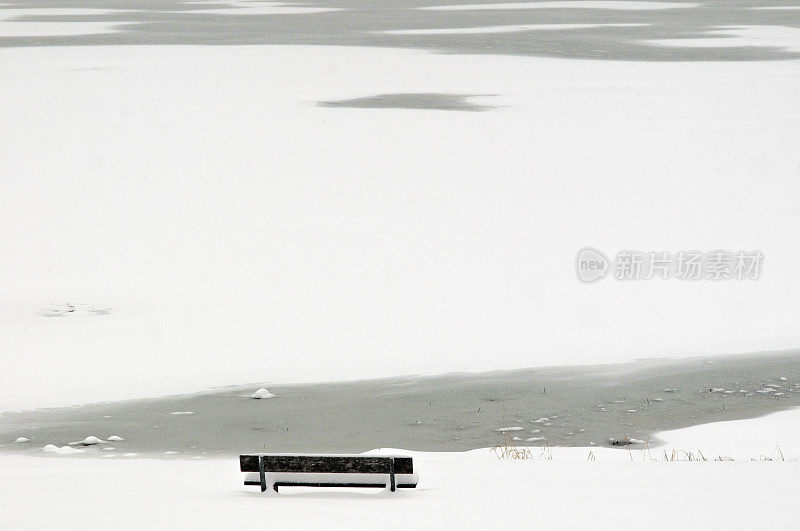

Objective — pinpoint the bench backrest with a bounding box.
[240,454,414,475]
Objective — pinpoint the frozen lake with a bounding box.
[3,351,800,455]
[1,3,799,528]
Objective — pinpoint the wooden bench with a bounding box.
[240,454,418,493]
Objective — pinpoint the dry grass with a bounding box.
[751,445,785,462]
[662,449,708,461]
[490,442,792,462]
[488,405,789,464]
[491,431,534,460]
[539,443,552,461]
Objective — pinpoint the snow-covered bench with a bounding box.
[240,454,418,493]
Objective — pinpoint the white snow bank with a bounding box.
[420,1,699,10]
[42,444,83,455]
[655,408,800,461]
[3,443,799,528]
[70,436,105,446]
[169,411,195,415]
[251,388,275,399]
[14,437,29,443]
[107,435,124,442]
[494,426,524,432]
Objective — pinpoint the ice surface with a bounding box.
[420,1,700,10]
[380,23,648,35]
[647,25,800,52]
[0,8,135,37]
[175,1,339,15]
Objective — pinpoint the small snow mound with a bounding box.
[81,436,104,445]
[43,444,83,454]
[14,437,30,443]
[526,437,546,442]
[629,438,646,444]
[709,388,725,393]
[779,377,788,381]
[107,435,124,441]
[39,303,112,318]
[252,388,275,399]
[170,411,194,415]
[122,453,138,457]
[495,426,524,432]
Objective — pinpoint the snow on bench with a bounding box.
[239,454,418,493]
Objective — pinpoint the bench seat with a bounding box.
[240,454,418,493]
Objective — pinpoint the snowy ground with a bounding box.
[2,409,799,529]
[2,44,800,411]
[2,3,799,527]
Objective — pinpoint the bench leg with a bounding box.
[273,484,279,493]
[389,457,396,492]
[258,455,267,493]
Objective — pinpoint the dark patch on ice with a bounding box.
[319,93,496,112]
